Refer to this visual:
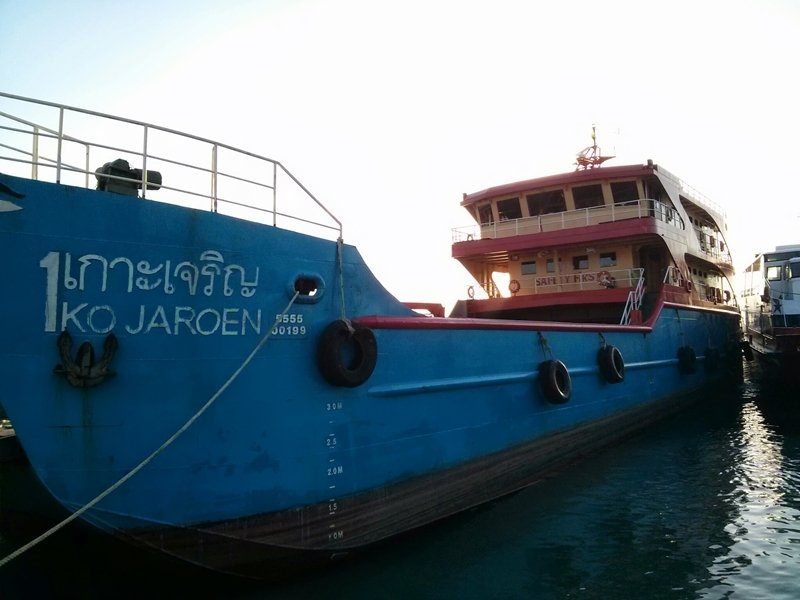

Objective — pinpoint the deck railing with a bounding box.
[451,198,684,243]
[0,92,342,240]
[620,268,646,325]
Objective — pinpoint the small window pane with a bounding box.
[599,252,617,267]
[572,255,589,270]
[478,205,494,225]
[611,181,639,204]
[573,184,604,209]
[527,190,566,216]
[521,261,537,275]
[497,198,522,221]
[767,266,782,281]
[546,258,555,273]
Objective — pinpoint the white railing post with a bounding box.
[32,126,39,180]
[83,143,90,189]
[272,162,277,226]
[141,125,149,199]
[211,144,218,213]
[56,107,64,183]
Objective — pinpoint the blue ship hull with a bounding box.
[0,172,742,577]
[0,95,745,578]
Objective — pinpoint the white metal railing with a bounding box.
[656,164,726,219]
[451,198,684,243]
[664,264,738,308]
[693,226,734,266]
[620,268,646,324]
[0,92,342,240]
[663,265,685,287]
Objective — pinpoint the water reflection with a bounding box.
[698,361,800,598]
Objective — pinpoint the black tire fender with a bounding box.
[597,345,625,384]
[317,320,377,387]
[538,359,572,404]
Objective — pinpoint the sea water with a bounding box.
[1,359,799,599]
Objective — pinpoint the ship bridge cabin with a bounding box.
[742,245,800,330]
[451,161,735,324]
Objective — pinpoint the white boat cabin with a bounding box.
[742,245,800,329]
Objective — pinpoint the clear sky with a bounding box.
[2,0,798,310]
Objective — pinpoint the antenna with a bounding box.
[575,125,615,170]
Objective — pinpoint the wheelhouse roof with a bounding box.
[461,163,657,207]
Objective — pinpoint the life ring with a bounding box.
[467,285,475,299]
[704,347,720,372]
[598,270,613,287]
[538,359,572,404]
[509,279,521,294]
[317,320,377,387]
[677,345,696,374]
[597,345,624,384]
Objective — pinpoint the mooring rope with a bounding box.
[537,331,554,359]
[0,291,301,569]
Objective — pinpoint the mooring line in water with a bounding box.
[0,291,301,569]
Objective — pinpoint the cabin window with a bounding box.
[599,252,617,267]
[767,266,782,281]
[526,190,566,216]
[572,184,605,209]
[497,198,522,221]
[521,261,537,275]
[546,258,556,273]
[611,181,639,204]
[572,255,589,270]
[478,204,494,225]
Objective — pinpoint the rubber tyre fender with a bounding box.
[677,345,697,374]
[597,345,625,384]
[317,320,378,387]
[538,359,572,404]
